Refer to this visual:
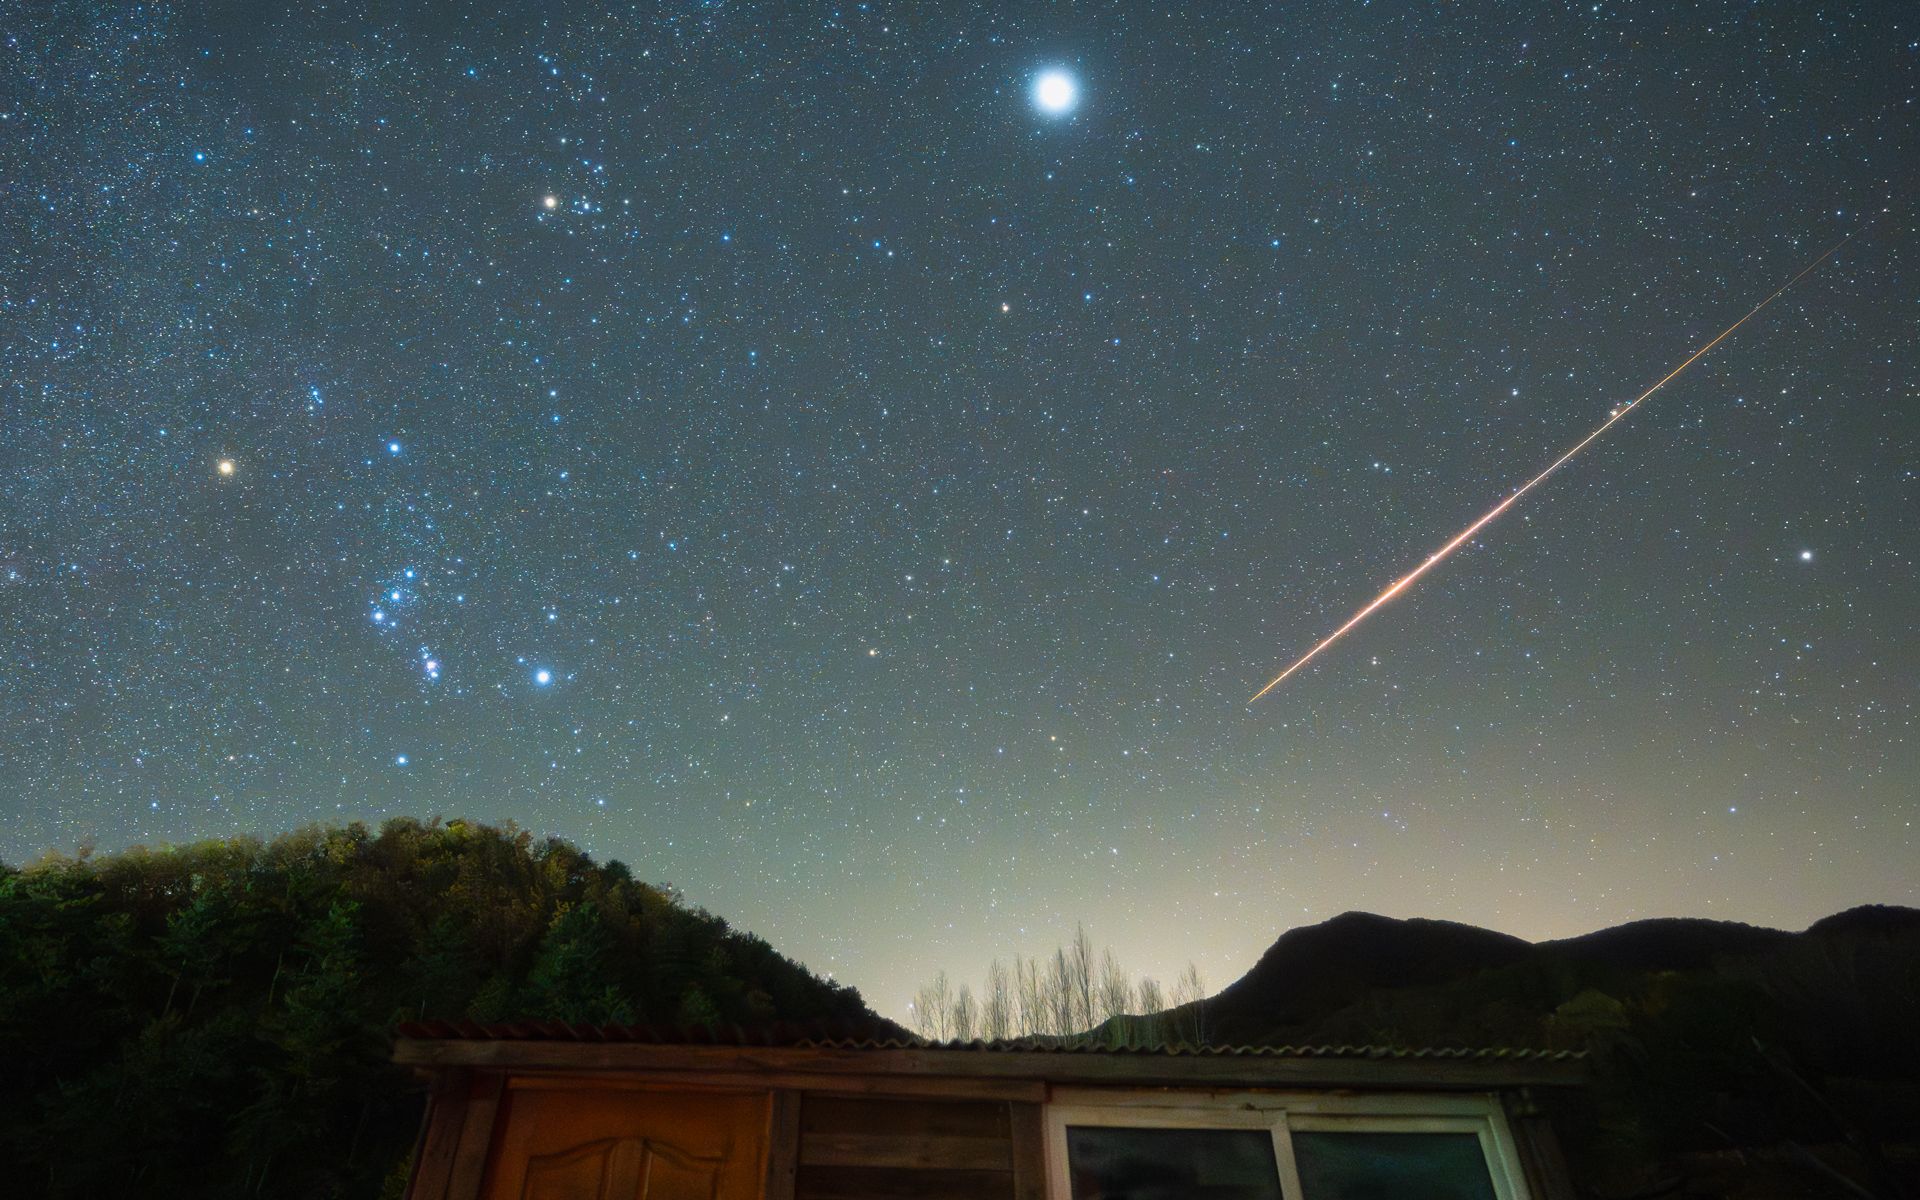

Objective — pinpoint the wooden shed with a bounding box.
[394,1022,1585,1200]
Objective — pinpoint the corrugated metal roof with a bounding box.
[396,1018,896,1047]
[393,1019,1583,1062]
[860,1039,1584,1061]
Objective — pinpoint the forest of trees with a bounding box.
[908,923,1210,1046]
[0,817,874,1199]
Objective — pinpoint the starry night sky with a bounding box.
[4,2,1915,1014]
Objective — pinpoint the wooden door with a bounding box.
[481,1084,769,1200]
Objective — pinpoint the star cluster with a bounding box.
[2,1,1915,1012]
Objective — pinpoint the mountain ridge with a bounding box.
[1196,904,1919,1046]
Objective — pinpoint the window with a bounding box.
[1047,1093,1527,1200]
[1066,1126,1284,1200]
[1290,1129,1499,1200]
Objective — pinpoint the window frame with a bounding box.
[1044,1089,1529,1200]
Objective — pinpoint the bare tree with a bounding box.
[911,969,953,1041]
[1135,977,1167,1047]
[912,929,1211,1048]
[1016,955,1043,1037]
[951,984,979,1042]
[1044,948,1075,1037]
[1067,924,1096,1033]
[1171,963,1209,1047]
[1098,949,1136,1046]
[982,960,1013,1041]
[1098,949,1133,1020]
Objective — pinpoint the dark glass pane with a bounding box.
[1066,1125,1284,1200]
[1291,1131,1498,1200]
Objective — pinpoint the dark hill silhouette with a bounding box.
[1181,905,1920,1198]
[1806,902,1920,938]
[1199,906,1920,1047]
[1204,911,1530,1040]
[1542,914,1794,973]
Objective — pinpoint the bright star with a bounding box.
[534,668,553,686]
[216,458,235,476]
[543,194,559,210]
[1033,69,1079,116]
[1799,549,1814,562]
[387,441,402,455]
[395,754,409,766]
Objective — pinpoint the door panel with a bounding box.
[483,1085,766,1200]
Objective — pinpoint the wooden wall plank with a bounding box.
[442,1071,507,1200]
[1505,1102,1580,1200]
[501,1068,1045,1103]
[795,1165,1013,1200]
[800,1133,1011,1171]
[407,1067,472,1200]
[802,1096,1008,1138]
[764,1090,801,1200]
[1006,1102,1046,1200]
[781,1075,1043,1102]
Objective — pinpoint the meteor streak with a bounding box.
[1248,227,1864,704]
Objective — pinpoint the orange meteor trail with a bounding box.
[1249,228,1863,704]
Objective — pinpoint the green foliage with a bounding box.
[526,902,636,1025]
[675,983,722,1028]
[0,818,872,1199]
